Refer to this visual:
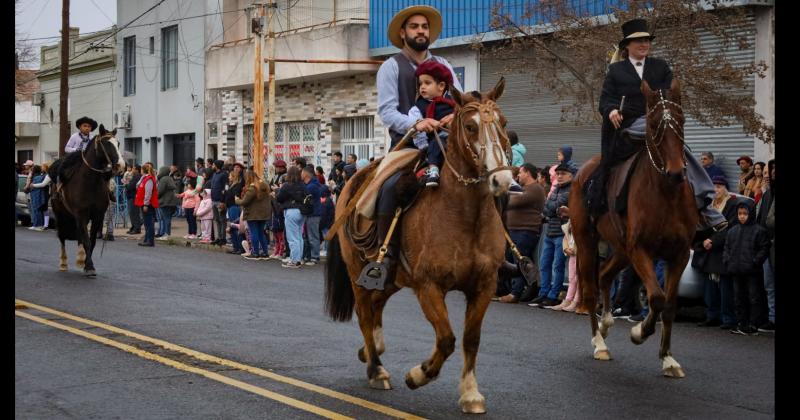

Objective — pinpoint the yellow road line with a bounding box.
[15,299,426,420]
[16,310,352,420]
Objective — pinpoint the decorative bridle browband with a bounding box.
[81,134,116,173]
[434,100,513,186]
[642,90,686,175]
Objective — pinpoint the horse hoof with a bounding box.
[460,398,486,414]
[84,269,96,277]
[663,366,686,378]
[404,365,432,390]
[368,378,392,390]
[594,349,612,361]
[358,347,367,363]
[59,265,68,272]
[630,324,645,345]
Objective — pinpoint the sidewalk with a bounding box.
[112,216,231,254]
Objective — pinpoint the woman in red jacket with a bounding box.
[135,163,159,246]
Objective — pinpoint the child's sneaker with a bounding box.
[424,167,440,187]
[187,234,197,239]
[282,260,302,268]
[199,238,211,244]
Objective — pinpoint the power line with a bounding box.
[88,0,115,25]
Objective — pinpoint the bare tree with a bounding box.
[15,0,36,69]
[478,0,773,144]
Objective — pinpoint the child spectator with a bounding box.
[552,219,580,312]
[723,200,771,335]
[195,189,214,244]
[177,177,200,239]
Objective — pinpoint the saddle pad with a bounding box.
[607,151,643,215]
[356,148,420,219]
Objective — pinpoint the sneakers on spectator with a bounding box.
[282,261,302,268]
[498,294,519,304]
[539,298,561,308]
[281,257,292,264]
[156,236,169,241]
[243,254,260,261]
[628,313,645,323]
[527,296,547,307]
[258,254,271,261]
[757,321,775,333]
[199,238,211,244]
[304,259,319,266]
[611,307,632,319]
[731,325,758,336]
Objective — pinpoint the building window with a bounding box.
[208,122,219,138]
[17,150,33,165]
[453,66,465,89]
[338,116,375,161]
[123,36,136,96]
[124,137,142,166]
[161,25,178,90]
[149,36,154,54]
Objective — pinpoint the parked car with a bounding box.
[16,176,56,228]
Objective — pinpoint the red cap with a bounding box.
[415,60,453,87]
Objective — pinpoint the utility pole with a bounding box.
[251,2,265,179]
[266,0,276,181]
[59,0,70,156]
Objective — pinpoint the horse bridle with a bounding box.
[81,134,116,173]
[433,100,513,186]
[642,90,686,175]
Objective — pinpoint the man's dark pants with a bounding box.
[498,230,539,298]
[128,200,142,231]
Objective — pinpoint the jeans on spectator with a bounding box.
[538,234,566,300]
[504,230,538,298]
[185,208,197,235]
[763,259,775,323]
[284,208,305,263]
[129,200,142,230]
[613,267,641,313]
[640,259,666,316]
[305,216,321,261]
[247,220,269,256]
[212,201,226,243]
[31,205,43,228]
[142,207,155,244]
[704,274,736,326]
[158,206,175,236]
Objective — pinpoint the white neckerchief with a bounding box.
[629,56,645,79]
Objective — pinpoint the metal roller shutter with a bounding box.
[480,11,757,181]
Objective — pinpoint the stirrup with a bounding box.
[357,261,389,290]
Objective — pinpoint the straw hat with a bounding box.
[387,5,442,49]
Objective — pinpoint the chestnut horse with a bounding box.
[325,79,514,413]
[569,79,697,377]
[48,125,124,276]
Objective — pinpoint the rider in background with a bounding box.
[586,18,727,232]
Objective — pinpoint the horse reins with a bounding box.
[641,90,686,175]
[81,134,115,173]
[433,100,513,186]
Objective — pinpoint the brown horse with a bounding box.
[325,79,514,413]
[48,125,124,276]
[569,79,697,377]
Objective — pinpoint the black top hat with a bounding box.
[619,19,655,48]
[75,116,98,131]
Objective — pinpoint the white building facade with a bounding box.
[114,0,222,170]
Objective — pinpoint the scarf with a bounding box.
[425,96,456,119]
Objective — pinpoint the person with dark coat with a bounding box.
[585,19,726,232]
[693,176,740,329]
[276,166,309,268]
[125,165,142,234]
[701,152,726,180]
[723,200,771,335]
[210,160,229,245]
[756,159,775,332]
[236,169,272,260]
[529,164,573,308]
[327,152,345,186]
[156,166,180,239]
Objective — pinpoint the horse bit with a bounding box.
[642,90,686,175]
[81,134,115,173]
[434,100,513,186]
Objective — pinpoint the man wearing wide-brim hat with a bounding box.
[377,5,463,149]
[584,18,728,232]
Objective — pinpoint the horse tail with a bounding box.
[324,234,355,322]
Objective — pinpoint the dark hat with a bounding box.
[736,155,753,165]
[711,175,728,187]
[213,159,225,169]
[75,116,98,131]
[414,60,453,86]
[554,163,575,174]
[619,19,655,48]
[273,160,287,168]
[196,157,205,164]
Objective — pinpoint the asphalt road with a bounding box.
[15,227,774,419]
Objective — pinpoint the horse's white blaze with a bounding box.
[470,114,512,195]
[374,327,385,354]
[108,137,126,171]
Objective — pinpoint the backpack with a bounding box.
[299,193,314,215]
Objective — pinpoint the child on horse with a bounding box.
[406,60,456,187]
